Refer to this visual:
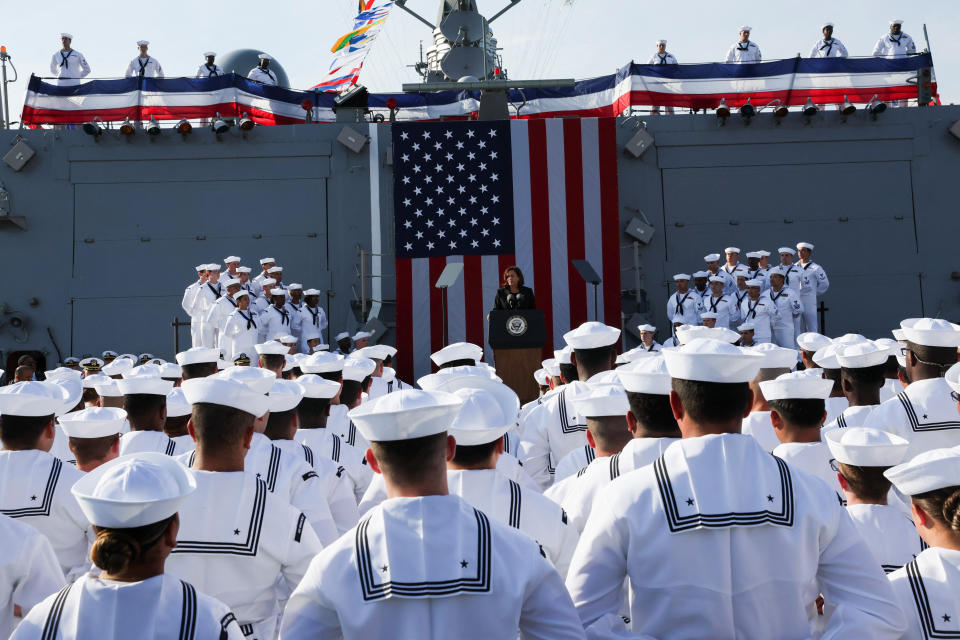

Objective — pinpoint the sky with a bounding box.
[2,0,959,122]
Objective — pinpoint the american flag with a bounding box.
[393,118,622,383]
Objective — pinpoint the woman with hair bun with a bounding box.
[885,447,960,639]
[12,453,244,639]
[493,266,536,311]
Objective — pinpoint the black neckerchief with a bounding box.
[205,63,219,77]
[746,298,760,318]
[60,51,72,68]
[308,306,320,327]
[207,282,222,298]
[674,291,691,315]
[137,57,149,77]
[240,310,257,330]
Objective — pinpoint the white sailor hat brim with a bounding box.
[618,356,671,395]
[884,447,960,496]
[181,377,271,418]
[297,374,342,399]
[663,338,764,383]
[825,427,909,467]
[759,371,833,400]
[900,317,960,348]
[349,389,463,442]
[58,407,127,438]
[212,366,276,395]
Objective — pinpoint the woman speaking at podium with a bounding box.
[493,266,536,310]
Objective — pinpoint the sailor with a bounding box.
[220,291,259,362]
[0,512,64,639]
[766,270,803,348]
[519,322,620,489]
[692,270,710,305]
[353,345,392,399]
[725,26,761,64]
[873,19,916,58]
[251,278,276,314]
[757,249,772,271]
[796,330,831,370]
[247,53,277,86]
[822,341,890,432]
[252,257,275,287]
[353,330,373,350]
[648,39,677,115]
[80,373,105,408]
[49,33,90,86]
[707,252,737,295]
[297,288,327,354]
[740,344,799,453]
[699,276,738,329]
[78,357,102,378]
[284,282,305,341]
[204,277,242,349]
[279,390,586,640]
[665,273,700,327]
[738,321,756,346]
[739,278,775,343]
[561,356,680,534]
[885,448,960,640]
[174,346,220,382]
[160,378,323,640]
[869,319,960,459]
[637,323,661,352]
[163,388,195,453]
[181,264,208,348]
[12,453,244,640]
[744,251,768,289]
[565,339,907,639]
[236,265,254,295]
[810,22,848,58]
[731,273,750,314]
[795,242,829,333]
[333,331,353,355]
[101,350,118,365]
[259,289,294,342]
[57,406,123,472]
[221,255,241,282]
[125,40,164,78]
[328,357,376,452]
[0,382,93,580]
[874,337,905,402]
[191,263,223,348]
[824,427,923,574]
[266,265,286,291]
[116,368,181,456]
[812,341,853,424]
[777,246,802,289]
[195,51,223,78]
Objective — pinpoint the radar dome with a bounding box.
[218,49,291,88]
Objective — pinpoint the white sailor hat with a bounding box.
[796,332,831,353]
[699,311,718,320]
[663,338,764,383]
[885,447,960,496]
[121,363,160,378]
[93,379,123,398]
[73,453,196,530]
[541,358,561,378]
[892,328,907,342]
[303,288,321,296]
[286,283,302,291]
[335,331,351,342]
[254,341,289,356]
[381,367,397,383]
[195,264,207,272]
[353,330,373,341]
[282,355,296,373]
[554,346,573,365]
[258,53,272,60]
[0,381,74,417]
[751,343,799,369]
[534,368,549,386]
[767,268,786,279]
[945,362,960,395]
[205,51,217,58]
[675,325,740,345]
[638,324,657,333]
[237,266,252,274]
[708,276,726,284]
[181,377,271,418]
[890,19,904,26]
[212,365,276,395]
[349,389,462,442]
[418,365,500,391]
[724,247,740,254]
[448,388,514,446]
[563,322,621,350]
[259,257,275,265]
[758,250,771,257]
[778,247,796,255]
[739,26,751,32]
[693,270,710,279]
[825,428,909,468]
[759,371,833,400]
[834,333,868,346]
[422,372,519,421]
[102,358,134,376]
[796,242,814,250]
[270,289,287,298]
[673,273,691,281]
[278,334,298,345]
[379,345,398,358]
[354,345,392,361]
[233,290,250,301]
[618,346,659,364]
[873,338,900,359]
[137,40,149,46]
[812,343,843,369]
[222,277,240,288]
[618,355,672,395]
[58,407,127,438]
[822,22,834,29]
[175,347,220,366]
[45,367,82,383]
[297,374,341,399]
[745,251,762,259]
[745,279,763,288]
[83,373,111,390]
[299,352,345,374]
[798,367,824,378]
[61,32,73,39]
[738,322,755,332]
[343,357,376,382]
[836,341,890,369]
[431,342,484,366]
[703,253,721,262]
[267,379,304,412]
[117,376,173,397]
[224,255,240,263]
[900,318,960,348]
[267,266,283,274]
[260,278,277,288]
[165,388,191,418]
[572,385,629,418]
[205,263,221,271]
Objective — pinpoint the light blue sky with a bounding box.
[3,0,957,122]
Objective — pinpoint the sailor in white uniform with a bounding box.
[811,342,853,426]
[280,389,587,640]
[195,51,223,78]
[0,513,64,638]
[116,370,181,456]
[298,288,328,354]
[566,339,907,639]
[873,19,916,58]
[739,278,776,343]
[665,273,699,328]
[519,322,620,489]
[259,290,294,342]
[699,276,739,329]
[192,264,223,348]
[125,41,164,78]
[822,341,889,432]
[251,278,275,315]
[165,378,323,640]
[204,278,241,350]
[810,22,849,58]
[247,53,277,86]
[174,346,220,383]
[647,39,677,114]
[870,319,960,460]
[181,265,208,348]
[50,33,90,86]
[766,270,803,348]
[725,26,761,63]
[825,428,924,574]
[220,291,259,363]
[739,345,799,452]
[0,382,93,581]
[12,453,244,640]
[795,242,829,333]
[163,388,196,454]
[57,406,123,473]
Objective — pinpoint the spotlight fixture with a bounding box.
[119,118,135,136]
[739,98,755,119]
[802,98,819,117]
[174,119,192,135]
[769,99,788,119]
[211,112,230,134]
[840,95,856,116]
[145,116,161,136]
[238,113,254,131]
[716,98,730,119]
[867,94,887,119]
[82,117,104,137]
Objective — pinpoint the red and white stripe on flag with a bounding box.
[394,117,621,383]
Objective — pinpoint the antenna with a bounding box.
[440,47,487,81]
[439,9,487,43]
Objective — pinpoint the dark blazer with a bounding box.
[493,285,536,310]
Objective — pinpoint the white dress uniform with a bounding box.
[889,548,960,640]
[280,494,587,640]
[766,285,803,348]
[171,433,195,453]
[778,263,803,290]
[181,280,204,348]
[822,403,877,433]
[192,281,223,348]
[846,504,925,574]
[725,40,762,63]
[561,436,679,534]
[699,294,739,329]
[872,31,917,58]
[0,450,92,580]
[220,308,260,362]
[566,433,906,639]
[298,304,328,351]
[195,62,224,78]
[258,304,294,342]
[666,290,700,327]
[518,381,591,489]
[796,260,829,333]
[294,427,373,503]
[12,573,244,640]
[247,67,277,86]
[204,294,240,350]
[327,404,370,452]
[880,377,901,403]
[773,441,845,505]
[719,264,746,293]
[741,410,779,452]
[163,470,322,640]
[647,50,677,115]
[0,514,65,639]
[810,38,849,58]
[868,378,960,460]
[118,430,182,457]
[553,444,596,483]
[49,49,90,86]
[125,55,164,78]
[739,295,776,343]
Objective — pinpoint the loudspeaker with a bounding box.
[337,126,368,153]
[624,216,655,244]
[624,128,655,158]
[3,140,35,171]
[949,120,960,141]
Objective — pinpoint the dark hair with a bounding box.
[264,408,297,440]
[626,392,680,435]
[907,342,957,374]
[340,380,363,407]
[369,432,448,484]
[297,397,331,428]
[840,364,885,388]
[822,367,842,394]
[671,379,751,423]
[0,414,54,449]
[383,355,394,367]
[452,439,499,467]
[912,485,960,532]
[123,394,167,428]
[318,371,343,383]
[163,415,190,438]
[82,388,100,404]
[69,434,119,466]
[837,462,892,502]
[180,362,217,380]
[502,266,524,287]
[259,354,285,371]
[586,415,633,452]
[91,515,176,574]
[767,398,826,427]
[573,345,615,372]
[883,355,900,378]
[439,359,476,369]
[361,375,373,393]
[558,363,578,383]
[191,403,254,453]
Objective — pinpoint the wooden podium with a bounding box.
[489,309,546,405]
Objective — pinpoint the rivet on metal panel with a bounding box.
[783,219,793,224]
[252,233,262,239]
[139,236,150,242]
[674,222,685,228]
[729,220,739,226]
[83,238,95,243]
[307,232,317,238]
[195,235,206,240]
[838,217,849,222]
[894,215,904,221]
